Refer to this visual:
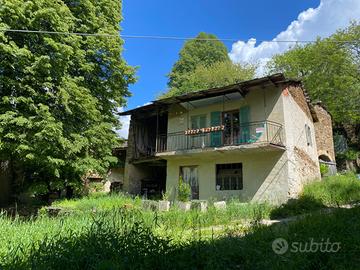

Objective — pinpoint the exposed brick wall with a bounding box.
[288,147,320,198]
[313,105,336,162]
[286,85,313,121]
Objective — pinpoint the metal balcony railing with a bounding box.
[156,120,284,153]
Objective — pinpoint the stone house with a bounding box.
[119,74,335,204]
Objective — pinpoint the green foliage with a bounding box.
[271,173,360,218]
[303,173,360,206]
[177,176,191,202]
[1,202,360,269]
[320,163,329,176]
[167,32,230,90]
[51,192,140,211]
[88,182,104,193]
[267,22,360,125]
[161,61,256,98]
[337,148,360,161]
[0,0,135,194]
[50,193,272,229]
[161,190,170,201]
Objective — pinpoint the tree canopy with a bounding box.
[267,22,360,126]
[0,0,135,195]
[161,61,256,98]
[162,32,255,98]
[167,32,230,90]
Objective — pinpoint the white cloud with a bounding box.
[229,0,360,75]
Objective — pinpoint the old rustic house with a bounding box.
[119,74,335,204]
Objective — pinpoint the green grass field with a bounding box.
[1,173,359,269]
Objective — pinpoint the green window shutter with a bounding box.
[210,111,222,147]
[211,111,221,125]
[239,106,250,143]
[239,106,250,123]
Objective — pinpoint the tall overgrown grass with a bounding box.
[51,192,142,211]
[1,173,360,269]
[271,173,360,218]
[302,173,360,206]
[1,206,360,269]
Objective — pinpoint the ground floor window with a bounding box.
[180,166,199,199]
[216,163,243,190]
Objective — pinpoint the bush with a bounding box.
[177,177,191,202]
[320,163,329,176]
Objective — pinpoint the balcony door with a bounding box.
[222,110,240,145]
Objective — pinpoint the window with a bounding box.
[190,115,207,148]
[180,166,199,199]
[191,115,207,129]
[305,124,312,146]
[216,163,243,190]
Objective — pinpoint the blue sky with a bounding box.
[118,0,360,137]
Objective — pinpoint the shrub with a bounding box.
[177,176,191,202]
[161,190,170,201]
[320,163,329,176]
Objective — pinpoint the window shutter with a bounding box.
[211,111,222,146]
[239,106,250,123]
[239,106,250,143]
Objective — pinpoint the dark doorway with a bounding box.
[139,160,167,199]
[222,110,240,145]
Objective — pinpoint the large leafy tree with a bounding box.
[163,32,255,98]
[167,32,230,90]
[161,61,256,98]
[267,22,360,126]
[0,0,135,196]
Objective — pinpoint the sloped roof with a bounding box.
[119,73,301,116]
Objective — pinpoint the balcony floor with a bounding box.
[155,142,285,159]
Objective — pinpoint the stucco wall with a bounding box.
[282,86,321,197]
[313,104,336,162]
[167,86,285,134]
[165,149,289,204]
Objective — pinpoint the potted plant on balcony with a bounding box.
[158,190,171,211]
[177,176,191,211]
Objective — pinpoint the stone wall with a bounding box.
[290,147,321,196]
[287,85,313,121]
[282,84,321,199]
[313,104,336,162]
